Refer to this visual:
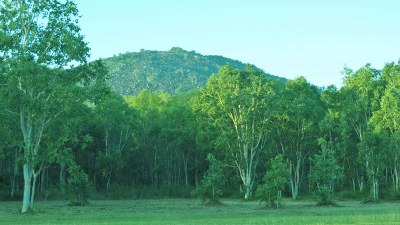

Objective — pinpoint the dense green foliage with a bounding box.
[256,154,287,208]
[308,139,342,205]
[103,47,286,95]
[193,66,278,199]
[63,163,91,206]
[0,0,104,213]
[192,154,224,204]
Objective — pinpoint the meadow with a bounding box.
[1,199,400,225]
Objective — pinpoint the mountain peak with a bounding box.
[103,48,286,96]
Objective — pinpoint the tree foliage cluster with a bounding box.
[192,154,224,205]
[308,139,341,205]
[256,155,287,208]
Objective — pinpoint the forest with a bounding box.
[1,0,400,215]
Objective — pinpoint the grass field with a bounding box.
[1,199,400,225]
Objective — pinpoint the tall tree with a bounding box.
[273,77,324,199]
[161,95,197,187]
[125,90,166,186]
[320,85,358,191]
[340,65,380,192]
[195,66,276,199]
[93,92,136,192]
[358,129,389,201]
[0,0,89,212]
[341,65,380,142]
[370,62,400,193]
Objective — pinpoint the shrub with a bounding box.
[192,154,224,205]
[256,154,287,208]
[63,163,91,206]
[308,138,342,205]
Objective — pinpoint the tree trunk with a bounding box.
[60,164,65,187]
[20,109,47,213]
[194,153,199,186]
[153,148,158,187]
[238,146,256,200]
[11,155,19,199]
[394,167,399,193]
[182,152,189,187]
[21,163,32,213]
[244,157,254,199]
[11,178,16,199]
[289,157,301,199]
[39,168,46,193]
[244,182,252,199]
[30,171,39,208]
[372,177,379,201]
[106,170,112,192]
[357,175,364,192]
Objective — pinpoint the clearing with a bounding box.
[0,199,399,225]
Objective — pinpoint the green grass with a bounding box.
[1,199,400,225]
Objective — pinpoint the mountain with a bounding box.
[102,47,286,96]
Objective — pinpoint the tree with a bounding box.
[189,89,218,187]
[125,90,166,186]
[370,62,400,193]
[358,130,389,201]
[63,162,91,206]
[192,154,224,204]
[0,0,90,213]
[273,77,324,199]
[320,85,360,192]
[161,95,197,187]
[195,66,276,199]
[0,99,22,199]
[308,138,342,205]
[125,91,200,188]
[339,65,380,192]
[93,93,136,192]
[256,154,287,208]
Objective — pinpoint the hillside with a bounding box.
[103,47,286,95]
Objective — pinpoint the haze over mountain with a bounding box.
[102,47,286,95]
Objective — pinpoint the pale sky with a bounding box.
[74,0,400,87]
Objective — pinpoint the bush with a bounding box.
[256,154,287,208]
[63,164,91,206]
[308,138,342,205]
[192,154,224,205]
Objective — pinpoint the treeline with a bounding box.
[2,61,400,205]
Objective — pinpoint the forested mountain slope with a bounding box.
[103,47,286,95]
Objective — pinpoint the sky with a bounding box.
[74,0,400,87]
